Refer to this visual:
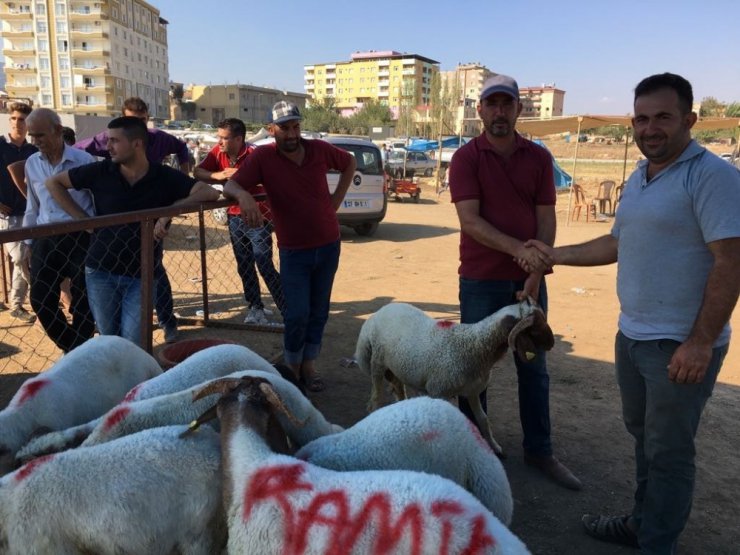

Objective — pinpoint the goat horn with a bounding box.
[192,377,245,402]
[179,403,219,437]
[260,383,306,427]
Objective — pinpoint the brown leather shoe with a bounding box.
[524,453,583,491]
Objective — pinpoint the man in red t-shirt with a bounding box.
[224,102,356,392]
[449,74,581,490]
[194,118,285,326]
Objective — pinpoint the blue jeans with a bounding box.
[153,241,176,329]
[458,277,552,456]
[228,215,285,314]
[279,240,340,365]
[616,331,726,555]
[85,267,143,347]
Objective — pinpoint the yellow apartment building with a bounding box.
[1,0,170,117]
[304,50,439,119]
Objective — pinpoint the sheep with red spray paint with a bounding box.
[296,396,513,526]
[0,426,224,554]
[184,375,531,555]
[0,336,162,474]
[14,343,283,463]
[354,298,554,457]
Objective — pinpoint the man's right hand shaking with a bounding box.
[515,240,556,273]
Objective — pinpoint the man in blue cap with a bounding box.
[448,74,582,490]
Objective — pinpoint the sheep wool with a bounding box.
[0,426,224,555]
[0,336,162,474]
[296,397,513,525]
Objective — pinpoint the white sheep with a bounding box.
[0,336,162,474]
[14,343,281,461]
[0,425,224,555]
[354,298,554,456]
[296,396,513,525]
[78,369,339,449]
[187,375,531,555]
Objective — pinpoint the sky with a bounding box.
[157,0,740,116]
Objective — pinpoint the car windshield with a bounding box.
[388,151,405,161]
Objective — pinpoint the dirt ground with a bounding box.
[237,181,738,555]
[1,159,738,554]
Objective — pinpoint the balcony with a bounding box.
[378,79,389,86]
[6,83,39,93]
[3,48,36,57]
[378,70,389,77]
[80,83,113,93]
[69,9,109,20]
[70,29,109,39]
[378,60,389,66]
[2,28,35,38]
[71,47,110,57]
[72,63,110,74]
[0,7,33,19]
[304,83,315,90]
[4,63,35,73]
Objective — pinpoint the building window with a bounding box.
[40,76,51,89]
[62,94,72,106]
[39,58,50,70]
[59,58,69,70]
[35,2,46,15]
[56,21,67,34]
[60,76,70,88]
[41,94,52,105]
[55,2,65,16]
[229,93,235,100]
[37,21,48,33]
[37,39,48,52]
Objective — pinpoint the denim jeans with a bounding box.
[153,241,176,329]
[30,232,94,352]
[279,240,340,365]
[0,215,30,310]
[85,267,143,346]
[228,215,285,314]
[458,277,552,456]
[616,331,726,555]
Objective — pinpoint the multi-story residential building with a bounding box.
[520,84,565,119]
[304,50,439,119]
[185,84,309,126]
[440,62,493,136]
[1,0,170,118]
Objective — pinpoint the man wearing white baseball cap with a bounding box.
[224,101,356,392]
[448,74,582,490]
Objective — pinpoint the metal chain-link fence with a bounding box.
[0,198,283,375]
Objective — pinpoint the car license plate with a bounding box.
[344,200,370,208]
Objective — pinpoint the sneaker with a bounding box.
[244,307,269,325]
[10,308,36,324]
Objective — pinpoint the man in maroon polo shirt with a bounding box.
[224,101,356,392]
[194,118,285,326]
[448,74,581,490]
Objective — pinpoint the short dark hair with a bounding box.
[634,73,693,114]
[61,126,76,146]
[217,118,246,139]
[108,116,149,147]
[121,97,149,115]
[8,102,32,116]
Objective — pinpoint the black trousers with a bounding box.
[30,232,95,353]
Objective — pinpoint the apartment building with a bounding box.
[304,50,439,119]
[186,83,309,126]
[1,0,170,118]
[440,62,493,136]
[520,84,565,119]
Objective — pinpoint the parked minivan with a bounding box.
[325,137,387,237]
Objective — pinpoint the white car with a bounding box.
[385,150,436,178]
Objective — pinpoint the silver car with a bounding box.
[385,150,436,178]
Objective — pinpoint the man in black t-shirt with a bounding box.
[47,117,218,347]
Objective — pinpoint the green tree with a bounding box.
[725,102,740,117]
[699,96,726,117]
[302,98,340,133]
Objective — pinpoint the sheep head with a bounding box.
[182,376,304,447]
[508,299,554,361]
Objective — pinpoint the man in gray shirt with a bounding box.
[524,73,740,554]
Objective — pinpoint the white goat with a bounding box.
[0,336,162,474]
[296,397,513,525]
[354,299,554,456]
[15,343,279,460]
[187,375,531,555]
[0,426,224,555]
[78,369,339,449]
